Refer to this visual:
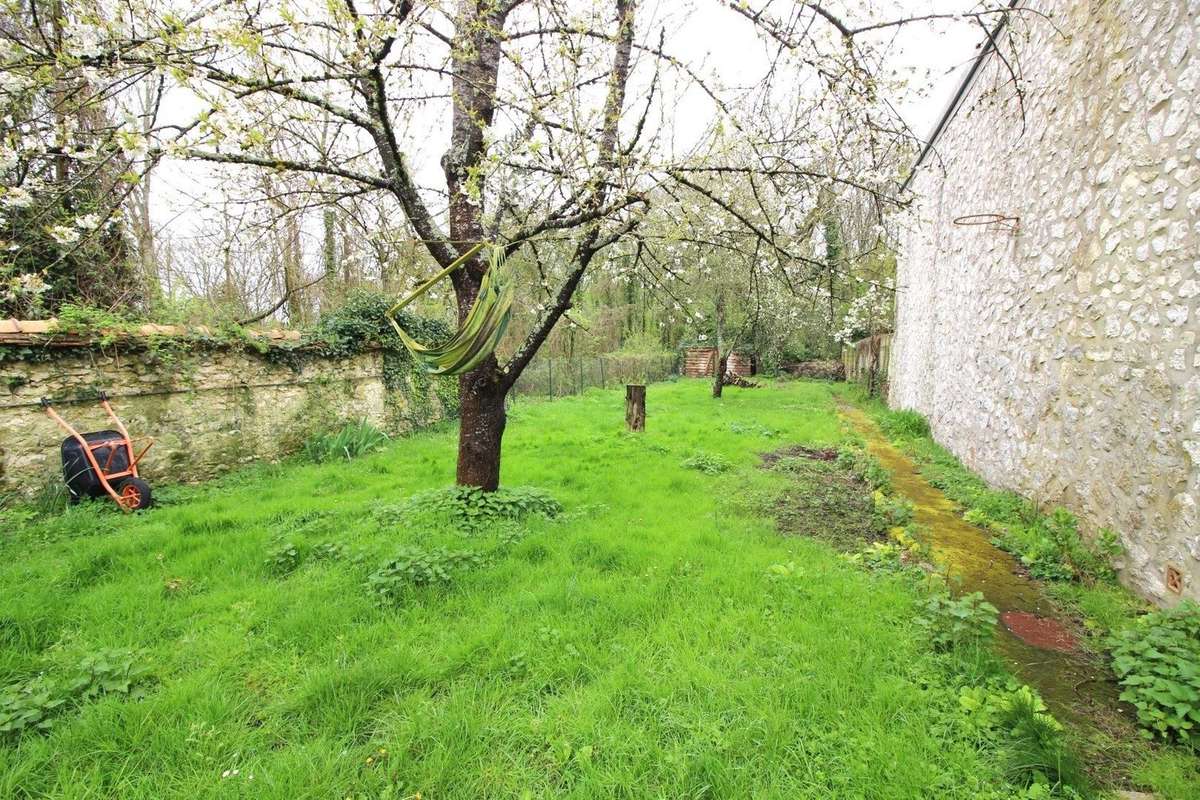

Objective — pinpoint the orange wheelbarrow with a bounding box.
[41,392,154,511]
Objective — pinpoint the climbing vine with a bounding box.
[0,289,460,429]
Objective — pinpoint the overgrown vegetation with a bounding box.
[1,649,149,737]
[834,510,1088,797]
[863,400,1126,598]
[1110,601,1200,744]
[849,388,1200,786]
[1,380,1195,798]
[302,419,390,463]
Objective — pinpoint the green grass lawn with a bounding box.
[0,380,1114,798]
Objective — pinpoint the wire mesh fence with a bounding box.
[510,353,678,399]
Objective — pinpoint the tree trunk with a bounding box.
[625,384,645,431]
[712,353,727,398]
[455,362,506,490]
[711,289,727,398]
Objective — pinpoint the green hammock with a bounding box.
[385,243,515,376]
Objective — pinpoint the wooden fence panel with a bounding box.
[842,333,892,388]
[682,347,755,378]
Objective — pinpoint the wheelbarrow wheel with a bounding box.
[114,477,152,511]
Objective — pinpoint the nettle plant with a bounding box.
[1109,600,1200,743]
[366,546,486,606]
[388,485,563,533]
[0,648,150,738]
[920,591,999,652]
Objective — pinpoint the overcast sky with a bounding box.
[150,1,986,239]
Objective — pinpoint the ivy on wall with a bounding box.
[0,289,460,431]
[302,290,460,430]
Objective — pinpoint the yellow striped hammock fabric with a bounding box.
[384,243,515,376]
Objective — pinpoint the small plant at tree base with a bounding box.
[681,451,732,474]
[1109,600,1200,743]
[920,591,998,651]
[366,546,485,605]
[264,541,303,576]
[303,419,390,463]
[386,485,562,532]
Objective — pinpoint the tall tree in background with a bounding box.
[0,0,141,314]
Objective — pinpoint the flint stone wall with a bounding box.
[891,1,1200,603]
[0,339,453,498]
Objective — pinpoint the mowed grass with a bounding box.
[2,379,1006,799]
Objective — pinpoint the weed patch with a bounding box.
[680,450,732,474]
[1109,601,1200,744]
[1,649,150,738]
[366,546,486,605]
[769,453,880,549]
[381,484,561,532]
[303,419,390,463]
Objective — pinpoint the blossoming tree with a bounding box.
[0,0,1025,488]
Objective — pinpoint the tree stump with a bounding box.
[625,384,645,431]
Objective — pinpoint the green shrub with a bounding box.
[305,288,452,358]
[366,546,485,605]
[1109,601,1200,743]
[681,451,732,474]
[878,408,930,439]
[303,419,389,463]
[919,591,998,651]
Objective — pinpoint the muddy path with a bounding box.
[839,406,1133,731]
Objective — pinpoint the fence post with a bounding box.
[599,358,606,388]
[578,357,584,394]
[548,358,553,397]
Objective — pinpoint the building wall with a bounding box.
[890,1,1200,602]
[0,338,454,498]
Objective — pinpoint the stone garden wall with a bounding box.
[891,1,1200,603]
[0,330,455,499]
